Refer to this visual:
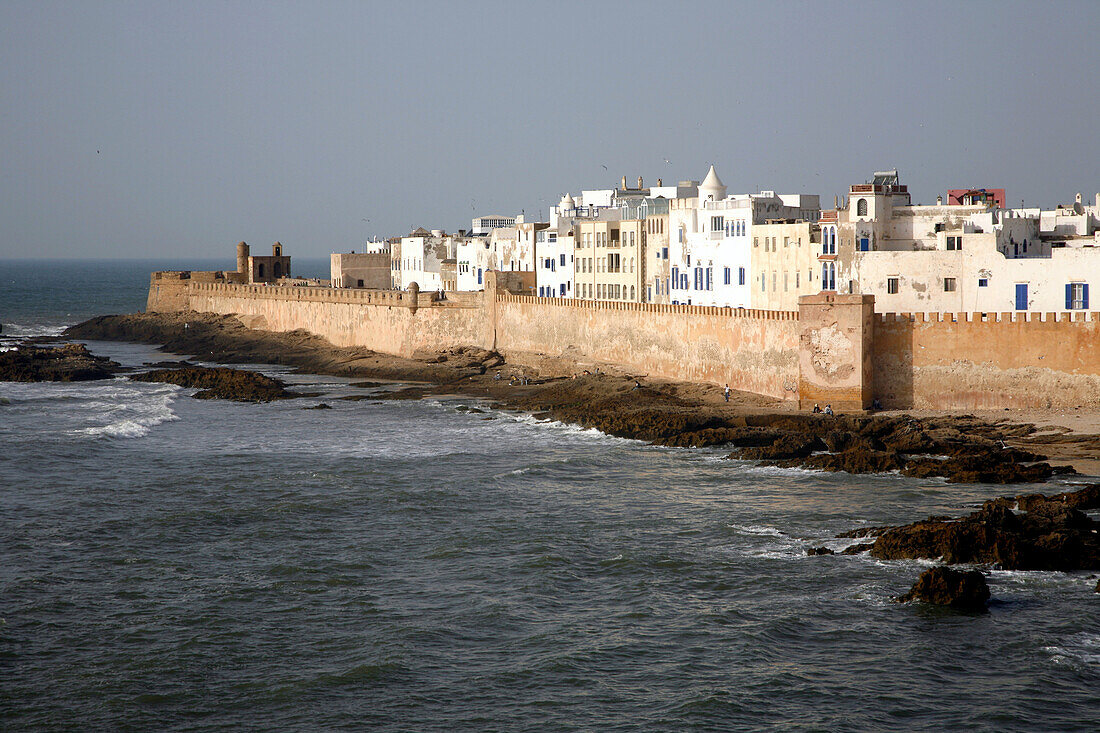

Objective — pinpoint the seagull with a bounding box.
[663,158,670,164]
[601,164,607,170]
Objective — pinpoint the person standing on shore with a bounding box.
[724,384,730,403]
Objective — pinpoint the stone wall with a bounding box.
[188,283,489,357]
[873,311,1100,409]
[494,295,801,399]
[151,276,1100,410]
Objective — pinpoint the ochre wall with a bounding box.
[873,311,1100,409]
[188,283,490,357]
[152,278,1100,410]
[494,295,801,399]
[147,273,192,313]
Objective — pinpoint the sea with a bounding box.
[1,259,1098,731]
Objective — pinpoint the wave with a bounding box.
[70,382,181,439]
[0,322,69,338]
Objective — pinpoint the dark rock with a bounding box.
[143,360,194,368]
[130,366,294,402]
[304,403,332,410]
[349,381,385,388]
[863,484,1100,571]
[786,449,904,475]
[807,546,835,556]
[898,566,990,611]
[739,434,823,461]
[840,542,874,555]
[0,343,121,382]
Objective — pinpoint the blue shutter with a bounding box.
[1084,284,1090,310]
[1066,283,1073,310]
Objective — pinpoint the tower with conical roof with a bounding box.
[699,164,727,201]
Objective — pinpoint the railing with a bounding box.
[496,293,799,320]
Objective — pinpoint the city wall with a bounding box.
[494,295,801,398]
[152,277,1100,410]
[874,311,1100,409]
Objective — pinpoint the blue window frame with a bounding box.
[978,278,988,287]
[738,267,746,286]
[560,254,566,267]
[662,247,668,259]
[671,267,679,289]
[724,267,731,285]
[560,284,566,296]
[1066,283,1090,310]
[477,268,483,285]
[859,237,870,252]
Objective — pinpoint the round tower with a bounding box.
[236,242,249,274]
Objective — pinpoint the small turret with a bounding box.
[273,241,282,257]
[236,242,249,274]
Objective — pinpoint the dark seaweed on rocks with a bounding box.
[130,366,295,402]
[851,483,1100,571]
[0,343,121,382]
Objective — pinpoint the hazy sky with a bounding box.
[2,0,1098,260]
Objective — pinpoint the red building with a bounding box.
[947,188,1006,208]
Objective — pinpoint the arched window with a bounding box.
[857,198,868,216]
[630,285,635,300]
[257,263,265,279]
[630,257,635,273]
[274,262,282,278]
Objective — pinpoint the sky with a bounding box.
[1,0,1098,260]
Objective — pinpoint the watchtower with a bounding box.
[237,242,249,275]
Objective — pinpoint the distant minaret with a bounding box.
[236,242,249,275]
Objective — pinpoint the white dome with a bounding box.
[560,193,575,209]
[699,164,726,199]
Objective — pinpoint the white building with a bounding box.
[833,176,1098,312]
[471,215,516,236]
[665,165,820,306]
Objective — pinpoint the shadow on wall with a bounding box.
[873,319,916,409]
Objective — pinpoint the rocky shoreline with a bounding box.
[4,309,1095,607]
[62,311,1097,485]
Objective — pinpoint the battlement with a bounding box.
[496,294,799,320]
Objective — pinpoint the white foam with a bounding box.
[1044,633,1100,667]
[727,523,783,537]
[1,322,68,338]
[70,382,181,439]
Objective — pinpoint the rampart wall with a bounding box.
[188,282,489,357]
[153,277,1100,410]
[495,295,801,398]
[875,310,1100,409]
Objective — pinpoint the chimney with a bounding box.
[657,178,662,187]
[621,175,627,190]
[637,176,643,189]
[936,196,943,206]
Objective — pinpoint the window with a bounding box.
[681,273,689,290]
[761,273,766,291]
[357,279,364,287]
[711,216,724,232]
[694,267,703,291]
[560,253,566,267]
[783,273,788,291]
[944,277,957,292]
[724,267,731,285]
[886,277,899,294]
[856,198,868,216]
[706,267,713,291]
[671,267,679,289]
[946,236,962,251]
[662,246,668,259]
[783,236,789,248]
[753,237,759,248]
[1067,283,1090,310]
[738,267,745,285]
[858,237,870,252]
[978,278,988,287]
[822,263,836,291]
[678,228,684,243]
[795,272,799,288]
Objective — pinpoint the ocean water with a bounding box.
[1,260,1098,731]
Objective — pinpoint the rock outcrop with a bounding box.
[898,566,990,611]
[847,484,1100,571]
[0,343,121,382]
[129,366,295,402]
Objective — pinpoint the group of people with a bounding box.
[811,403,835,416]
